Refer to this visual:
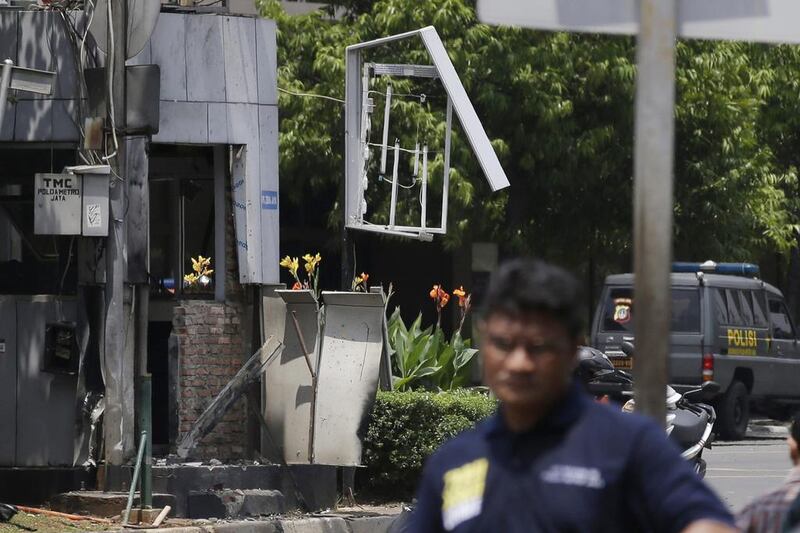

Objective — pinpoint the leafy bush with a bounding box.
[388,308,479,391]
[360,389,497,497]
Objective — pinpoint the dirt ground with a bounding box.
[0,511,111,533]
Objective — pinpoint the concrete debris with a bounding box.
[188,489,286,519]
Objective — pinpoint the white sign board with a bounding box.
[34,173,82,235]
[477,0,800,44]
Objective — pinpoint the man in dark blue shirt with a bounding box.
[410,259,735,533]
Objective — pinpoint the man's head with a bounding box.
[479,259,583,412]
[789,414,800,466]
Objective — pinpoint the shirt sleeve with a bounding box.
[628,420,734,533]
[407,456,445,533]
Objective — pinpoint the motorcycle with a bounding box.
[577,343,718,478]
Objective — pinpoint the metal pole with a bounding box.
[122,431,147,526]
[136,372,152,508]
[0,59,12,130]
[104,0,132,466]
[632,0,677,424]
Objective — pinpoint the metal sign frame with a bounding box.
[344,26,510,241]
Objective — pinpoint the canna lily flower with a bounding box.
[292,281,303,290]
[453,286,469,307]
[280,255,300,277]
[303,253,322,274]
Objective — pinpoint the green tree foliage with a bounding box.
[258,0,799,271]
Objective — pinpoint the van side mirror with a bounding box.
[621,341,635,358]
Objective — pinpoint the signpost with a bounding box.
[476,0,800,422]
[0,59,56,127]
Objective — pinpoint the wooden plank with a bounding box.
[176,337,284,459]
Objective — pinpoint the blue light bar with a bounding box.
[672,262,759,276]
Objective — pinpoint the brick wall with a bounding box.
[173,301,248,460]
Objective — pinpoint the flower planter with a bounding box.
[263,290,386,466]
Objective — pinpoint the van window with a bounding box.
[725,290,742,325]
[738,291,754,326]
[602,288,700,333]
[768,299,796,340]
[751,292,768,327]
[713,289,728,324]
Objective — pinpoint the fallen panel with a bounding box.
[313,291,385,466]
[265,290,319,464]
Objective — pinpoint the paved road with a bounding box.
[704,438,791,513]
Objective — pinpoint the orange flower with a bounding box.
[453,286,469,307]
[292,281,303,290]
[440,292,450,308]
[360,273,369,283]
[429,285,441,300]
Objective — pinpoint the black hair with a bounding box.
[482,258,584,339]
[792,413,800,443]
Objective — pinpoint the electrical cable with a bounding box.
[278,87,345,104]
[104,0,119,163]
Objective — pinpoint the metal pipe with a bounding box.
[0,59,13,130]
[136,374,152,509]
[388,142,400,228]
[632,0,677,425]
[413,143,420,176]
[421,145,428,229]
[122,431,147,525]
[380,85,393,174]
[441,98,452,232]
[290,311,316,380]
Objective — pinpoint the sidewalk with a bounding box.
[85,505,406,533]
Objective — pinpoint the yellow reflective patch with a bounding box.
[442,458,489,511]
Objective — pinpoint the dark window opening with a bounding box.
[769,299,796,340]
[149,145,216,299]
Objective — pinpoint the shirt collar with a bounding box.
[485,378,589,437]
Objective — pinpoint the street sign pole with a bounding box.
[632,0,677,423]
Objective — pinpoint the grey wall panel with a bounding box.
[126,36,151,67]
[16,298,78,467]
[0,299,17,466]
[313,292,385,466]
[152,101,208,144]
[207,102,229,143]
[259,105,279,283]
[52,99,80,142]
[225,102,258,143]
[15,99,53,141]
[150,13,187,101]
[16,11,53,88]
[0,11,18,63]
[259,284,286,459]
[51,13,79,99]
[0,101,14,141]
[186,15,226,102]
[255,19,278,106]
[265,291,319,464]
[222,16,258,104]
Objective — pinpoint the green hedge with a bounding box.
[360,389,497,497]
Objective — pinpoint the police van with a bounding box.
[590,261,800,440]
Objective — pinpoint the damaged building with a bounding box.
[0,0,345,513]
